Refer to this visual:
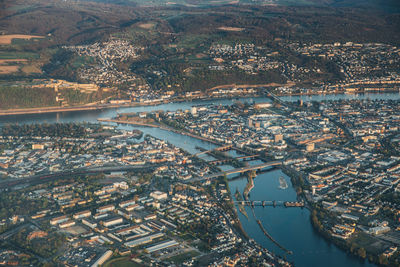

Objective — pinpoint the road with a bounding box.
[0,223,30,240]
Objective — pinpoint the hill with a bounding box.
[0,0,399,109]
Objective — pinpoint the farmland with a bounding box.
[0,34,44,45]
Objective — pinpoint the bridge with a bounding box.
[234,200,304,207]
[189,161,282,182]
[193,145,233,157]
[265,91,324,131]
[266,91,285,105]
[209,154,260,165]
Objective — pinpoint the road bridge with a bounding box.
[209,154,260,165]
[234,200,304,207]
[235,154,260,160]
[266,91,285,105]
[189,161,282,182]
[193,145,233,157]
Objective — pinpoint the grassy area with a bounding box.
[175,34,214,49]
[179,233,195,241]
[166,250,200,264]
[115,24,160,46]
[0,51,40,60]
[11,37,46,46]
[193,240,209,252]
[7,4,37,12]
[71,55,95,69]
[21,65,42,74]
[351,232,385,254]
[103,257,143,267]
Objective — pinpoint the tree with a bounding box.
[357,247,366,259]
[379,254,389,265]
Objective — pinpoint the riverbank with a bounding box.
[97,118,222,145]
[1,87,399,117]
[274,88,400,97]
[0,93,252,117]
[280,165,379,265]
[234,188,248,218]
[0,100,168,116]
[243,175,254,201]
[227,169,374,267]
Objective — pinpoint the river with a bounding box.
[1,92,399,126]
[228,169,374,267]
[2,92,398,266]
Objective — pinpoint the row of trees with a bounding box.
[310,204,400,266]
[1,123,87,138]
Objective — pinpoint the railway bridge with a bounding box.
[189,161,282,182]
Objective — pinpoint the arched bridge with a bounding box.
[189,161,282,182]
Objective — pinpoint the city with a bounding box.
[0,92,399,265]
[1,0,400,266]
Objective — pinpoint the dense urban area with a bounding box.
[0,121,291,266]
[0,92,400,266]
[1,0,400,266]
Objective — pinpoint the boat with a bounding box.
[278,176,288,189]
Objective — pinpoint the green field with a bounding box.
[11,37,46,46]
[103,257,143,267]
[0,51,39,60]
[350,232,386,255]
[71,55,95,69]
[166,250,200,264]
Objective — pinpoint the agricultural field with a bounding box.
[0,53,42,75]
[0,35,49,76]
[0,34,44,45]
[0,65,19,74]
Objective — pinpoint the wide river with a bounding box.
[2,92,399,266]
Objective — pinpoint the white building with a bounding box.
[150,191,167,200]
